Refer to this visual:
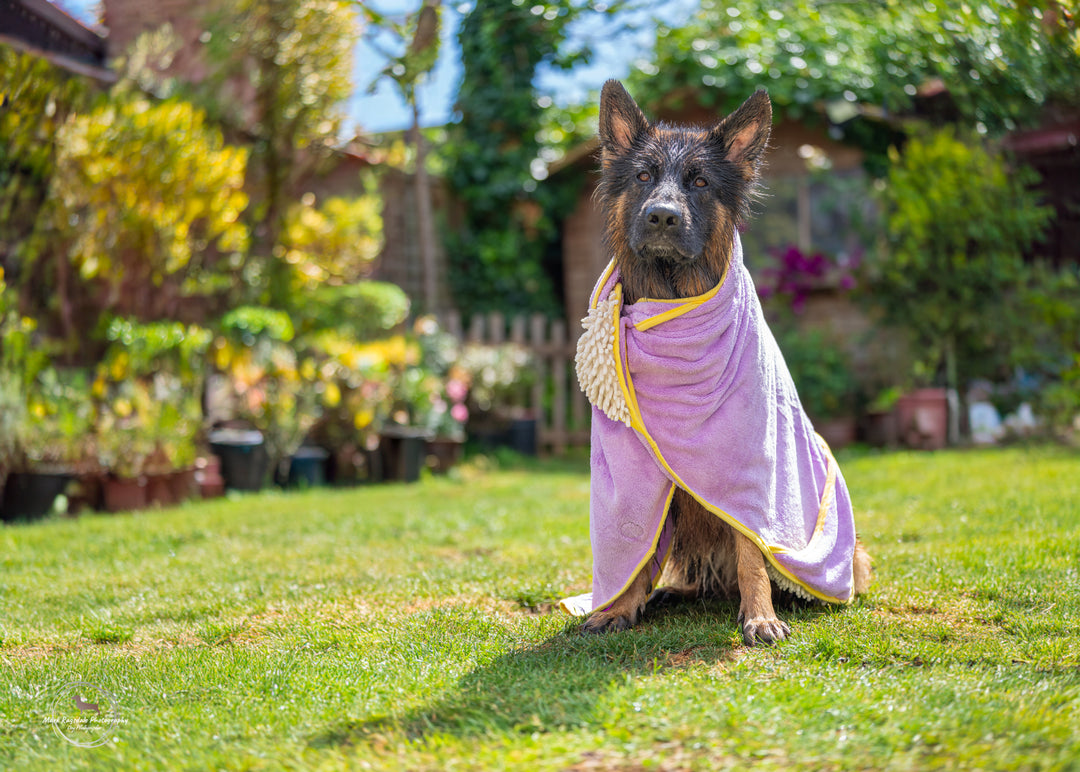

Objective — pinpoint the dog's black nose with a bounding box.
[646,205,682,231]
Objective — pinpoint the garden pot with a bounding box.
[146,473,176,507]
[102,475,148,513]
[167,468,198,502]
[209,429,269,491]
[362,447,384,484]
[324,444,383,486]
[1,471,72,522]
[896,388,949,450]
[425,437,464,473]
[864,409,899,448]
[508,417,538,455]
[194,456,225,499]
[287,446,329,489]
[379,427,432,483]
[814,415,857,450]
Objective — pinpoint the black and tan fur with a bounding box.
[582,80,871,645]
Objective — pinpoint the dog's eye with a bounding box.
[637,171,651,182]
[693,177,708,188]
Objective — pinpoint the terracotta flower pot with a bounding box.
[895,388,949,450]
[146,474,175,507]
[168,468,198,502]
[195,456,225,499]
[103,476,148,513]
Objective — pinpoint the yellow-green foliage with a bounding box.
[0,44,90,245]
[281,186,383,289]
[46,96,249,293]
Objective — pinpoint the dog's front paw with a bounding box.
[581,609,637,634]
[738,614,791,646]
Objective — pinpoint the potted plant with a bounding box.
[458,341,536,453]
[409,317,471,472]
[776,329,859,449]
[3,367,97,521]
[864,386,902,448]
[94,319,211,509]
[380,364,437,483]
[212,307,322,489]
[299,329,401,485]
[868,128,1052,443]
[94,379,154,512]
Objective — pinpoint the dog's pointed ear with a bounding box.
[710,89,772,175]
[599,80,650,155]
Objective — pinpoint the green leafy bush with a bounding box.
[293,281,409,341]
[219,306,295,343]
[869,127,1052,399]
[776,329,857,421]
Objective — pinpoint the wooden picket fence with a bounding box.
[439,311,590,455]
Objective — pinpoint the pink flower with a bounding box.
[446,378,468,403]
[451,403,469,423]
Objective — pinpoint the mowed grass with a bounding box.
[2,446,1079,771]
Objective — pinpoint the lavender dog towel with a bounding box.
[561,235,857,616]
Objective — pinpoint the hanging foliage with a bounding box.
[630,0,1080,136]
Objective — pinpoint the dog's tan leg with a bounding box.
[735,532,790,645]
[853,539,873,595]
[581,564,651,634]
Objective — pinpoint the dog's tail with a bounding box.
[853,539,873,596]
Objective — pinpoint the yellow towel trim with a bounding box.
[616,352,851,605]
[633,266,730,332]
[589,483,677,612]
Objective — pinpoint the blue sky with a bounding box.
[53,0,697,134]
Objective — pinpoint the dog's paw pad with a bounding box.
[741,616,791,646]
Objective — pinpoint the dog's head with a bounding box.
[596,80,771,297]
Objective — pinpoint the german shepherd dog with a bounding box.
[582,81,871,645]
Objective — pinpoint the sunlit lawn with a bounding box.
[2,446,1079,770]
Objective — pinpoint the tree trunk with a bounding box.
[943,333,961,444]
[412,99,439,314]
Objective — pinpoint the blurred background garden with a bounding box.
[2,0,1079,520]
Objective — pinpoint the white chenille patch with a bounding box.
[575,291,632,427]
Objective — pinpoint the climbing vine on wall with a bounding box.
[444,0,616,319]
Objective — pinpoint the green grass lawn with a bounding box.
[2,446,1079,771]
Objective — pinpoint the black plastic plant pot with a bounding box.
[508,418,538,456]
[1,471,72,522]
[287,446,329,489]
[209,429,269,491]
[379,427,432,483]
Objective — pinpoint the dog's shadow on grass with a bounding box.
[311,597,831,748]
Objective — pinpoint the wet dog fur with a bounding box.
[581,81,872,644]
